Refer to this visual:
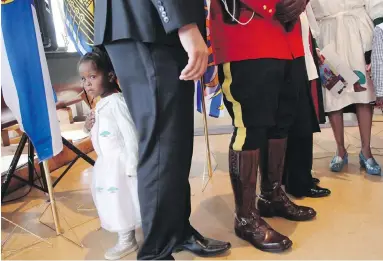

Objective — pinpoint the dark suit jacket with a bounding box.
[94,0,206,46]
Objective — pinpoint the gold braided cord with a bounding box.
[64,0,94,45]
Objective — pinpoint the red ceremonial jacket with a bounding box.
[210,0,305,64]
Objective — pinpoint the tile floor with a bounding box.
[1,122,383,260]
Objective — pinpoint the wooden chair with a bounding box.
[1,83,95,146]
[54,81,95,124]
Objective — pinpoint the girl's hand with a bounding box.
[316,48,325,65]
[376,97,383,109]
[366,64,372,79]
[366,64,371,72]
[84,111,95,132]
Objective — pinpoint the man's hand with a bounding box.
[84,111,95,133]
[275,0,307,23]
[178,23,208,81]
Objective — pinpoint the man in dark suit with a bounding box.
[93,0,231,260]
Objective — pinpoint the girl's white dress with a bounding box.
[311,0,376,113]
[91,93,141,232]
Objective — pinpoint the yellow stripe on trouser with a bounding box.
[222,63,246,151]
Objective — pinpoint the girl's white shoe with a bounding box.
[104,231,138,260]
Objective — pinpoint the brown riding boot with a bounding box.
[258,139,317,221]
[229,149,292,252]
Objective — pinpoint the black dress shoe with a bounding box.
[306,184,331,198]
[173,232,231,257]
[312,177,320,184]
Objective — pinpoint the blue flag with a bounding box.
[1,0,63,160]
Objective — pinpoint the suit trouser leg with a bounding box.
[284,134,313,196]
[282,58,319,196]
[105,41,193,260]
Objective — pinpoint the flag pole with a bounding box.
[42,161,61,235]
[200,77,213,178]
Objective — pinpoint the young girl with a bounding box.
[311,0,381,175]
[80,48,141,260]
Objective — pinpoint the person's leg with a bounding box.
[219,60,292,252]
[282,71,314,195]
[328,110,349,172]
[104,230,138,260]
[258,57,316,221]
[105,41,191,260]
[105,41,229,260]
[284,134,313,196]
[284,134,331,197]
[328,110,347,157]
[283,69,330,198]
[356,103,381,175]
[356,103,373,158]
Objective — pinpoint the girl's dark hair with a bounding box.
[78,46,115,74]
[79,47,121,107]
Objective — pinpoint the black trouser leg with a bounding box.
[281,57,319,197]
[262,58,301,193]
[284,135,314,196]
[105,41,193,260]
[218,59,287,152]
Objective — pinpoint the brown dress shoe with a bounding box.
[234,211,292,252]
[229,149,292,252]
[259,139,317,221]
[258,188,316,221]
